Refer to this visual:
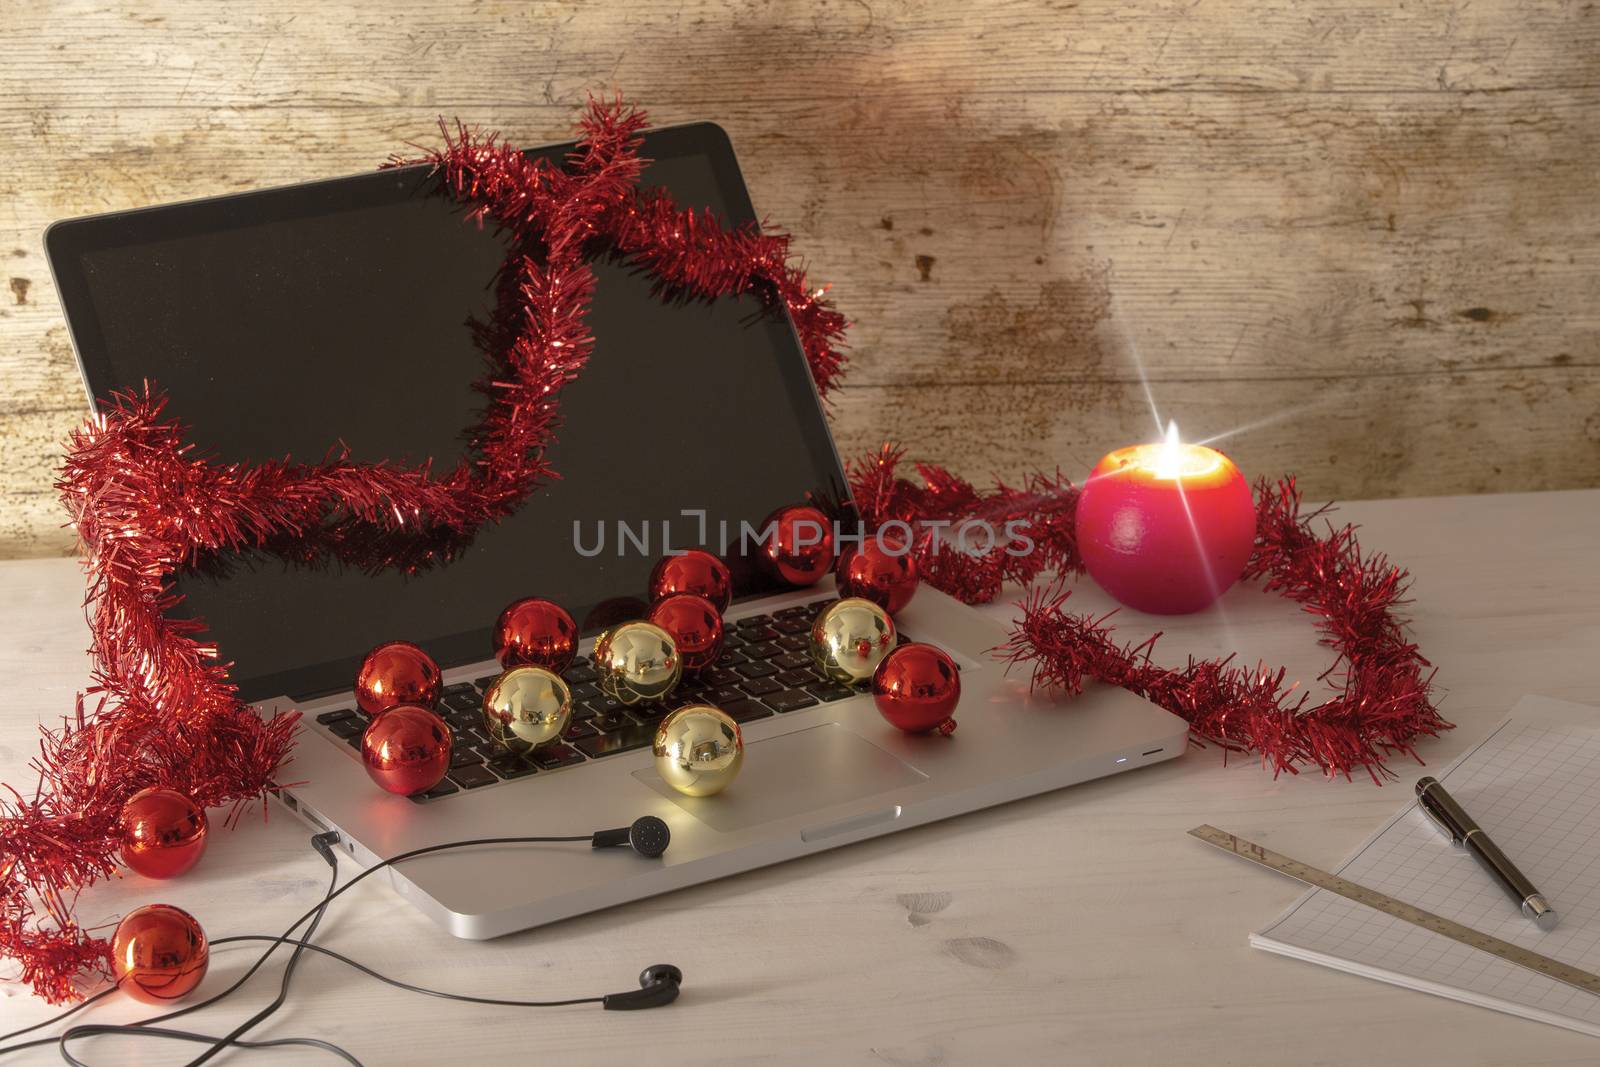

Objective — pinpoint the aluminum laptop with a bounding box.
[46,122,1188,938]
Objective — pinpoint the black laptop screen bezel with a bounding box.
[45,122,855,702]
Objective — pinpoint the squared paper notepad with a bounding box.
[1254,696,1600,1037]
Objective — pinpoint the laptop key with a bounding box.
[805,681,857,703]
[722,698,774,724]
[564,665,598,685]
[573,725,656,759]
[735,661,777,679]
[714,648,747,666]
[774,651,812,670]
[487,756,538,780]
[767,689,819,714]
[409,778,460,803]
[630,704,672,723]
[443,692,481,713]
[327,718,364,739]
[743,641,780,659]
[736,613,774,628]
[740,677,782,697]
[776,633,810,652]
[532,744,586,770]
[709,685,745,705]
[450,747,483,769]
[562,720,598,741]
[570,682,600,701]
[704,667,742,687]
[443,709,480,731]
[442,682,477,698]
[593,711,632,734]
[315,709,356,725]
[774,618,811,635]
[449,763,499,789]
[775,668,815,688]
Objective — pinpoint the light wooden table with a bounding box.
[2,489,1597,1065]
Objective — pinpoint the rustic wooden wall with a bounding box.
[2,1,1596,558]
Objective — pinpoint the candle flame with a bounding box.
[1154,420,1184,479]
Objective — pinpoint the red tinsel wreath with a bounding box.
[3,98,846,1003]
[845,446,1450,781]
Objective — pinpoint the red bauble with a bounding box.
[648,594,725,672]
[648,549,732,612]
[355,640,442,717]
[872,643,961,735]
[111,904,208,1004]
[761,504,835,587]
[837,534,920,615]
[118,788,208,880]
[361,705,452,796]
[494,597,578,673]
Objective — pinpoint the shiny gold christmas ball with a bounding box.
[810,597,897,684]
[482,666,572,756]
[653,705,744,797]
[594,620,682,705]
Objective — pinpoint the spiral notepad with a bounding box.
[1254,695,1600,1037]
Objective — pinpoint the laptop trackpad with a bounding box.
[631,722,927,833]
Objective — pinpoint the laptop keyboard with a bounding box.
[310,599,909,804]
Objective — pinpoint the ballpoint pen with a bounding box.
[1416,775,1558,931]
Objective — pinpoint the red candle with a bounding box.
[1075,424,1255,614]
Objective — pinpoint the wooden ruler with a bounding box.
[1189,824,1600,998]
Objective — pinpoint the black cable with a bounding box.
[57,1026,362,1067]
[209,935,603,1008]
[0,989,117,1046]
[178,845,344,1067]
[0,834,604,1065]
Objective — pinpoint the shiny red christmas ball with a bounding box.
[760,504,835,587]
[361,704,452,796]
[111,904,209,1004]
[872,643,961,735]
[118,788,208,880]
[494,597,578,673]
[648,549,732,612]
[355,640,442,717]
[836,533,920,615]
[648,594,725,673]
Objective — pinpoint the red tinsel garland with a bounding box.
[2,98,846,1003]
[847,452,1450,781]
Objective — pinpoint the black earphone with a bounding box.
[591,815,671,858]
[0,816,683,1066]
[602,964,684,1011]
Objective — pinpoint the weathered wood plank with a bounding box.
[3,1,1598,558]
[1,0,1597,103]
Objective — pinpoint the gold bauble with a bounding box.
[810,597,897,684]
[594,620,682,705]
[653,705,744,797]
[482,666,572,756]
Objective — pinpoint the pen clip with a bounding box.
[1416,778,1466,847]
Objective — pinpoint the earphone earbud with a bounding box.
[590,815,671,858]
[601,963,683,1011]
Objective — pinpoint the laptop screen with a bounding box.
[48,124,849,702]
